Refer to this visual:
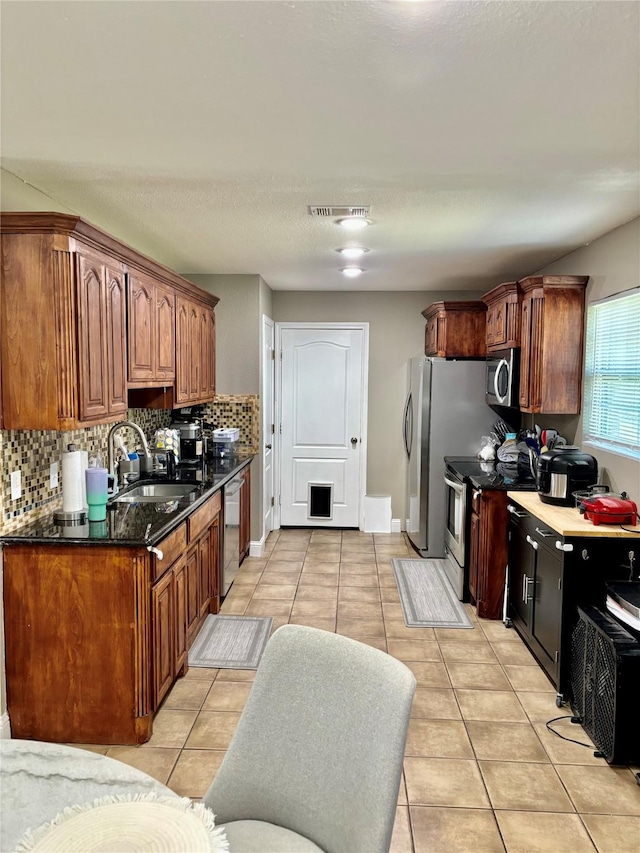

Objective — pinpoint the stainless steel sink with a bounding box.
[111,483,197,503]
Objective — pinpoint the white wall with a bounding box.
[534,217,640,504]
[188,274,262,396]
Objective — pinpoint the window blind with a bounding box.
[583,288,640,458]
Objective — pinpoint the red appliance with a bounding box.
[580,494,638,526]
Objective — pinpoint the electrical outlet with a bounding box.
[50,461,59,489]
[11,470,22,501]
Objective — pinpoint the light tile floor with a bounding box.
[83,530,640,852]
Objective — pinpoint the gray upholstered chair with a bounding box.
[202,624,416,853]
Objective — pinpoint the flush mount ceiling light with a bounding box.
[336,247,369,260]
[340,267,365,278]
[336,216,371,231]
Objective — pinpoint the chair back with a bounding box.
[203,624,416,853]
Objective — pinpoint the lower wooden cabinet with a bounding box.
[186,491,222,647]
[2,491,222,744]
[468,488,509,620]
[152,565,177,708]
[151,552,190,709]
[3,544,154,745]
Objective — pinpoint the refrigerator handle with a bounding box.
[403,391,413,458]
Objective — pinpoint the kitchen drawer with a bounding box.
[153,522,187,581]
[188,491,222,543]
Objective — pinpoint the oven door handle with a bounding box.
[493,358,509,405]
[444,476,464,494]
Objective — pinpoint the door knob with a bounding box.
[351,437,358,446]
[265,444,272,450]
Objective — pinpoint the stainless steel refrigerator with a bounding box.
[403,355,495,558]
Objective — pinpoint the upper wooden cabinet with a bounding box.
[128,271,176,386]
[517,275,588,414]
[422,301,486,358]
[176,296,216,406]
[0,213,218,428]
[481,281,521,351]
[76,246,128,422]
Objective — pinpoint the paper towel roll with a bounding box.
[62,449,84,512]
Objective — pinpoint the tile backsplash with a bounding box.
[0,396,259,534]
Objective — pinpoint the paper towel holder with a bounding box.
[54,509,87,526]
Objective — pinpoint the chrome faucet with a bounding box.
[107,421,151,483]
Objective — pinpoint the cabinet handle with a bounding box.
[526,535,539,551]
[522,574,527,601]
[473,490,481,500]
[147,545,163,560]
[507,504,528,517]
[524,577,535,603]
[555,541,574,552]
[535,527,555,538]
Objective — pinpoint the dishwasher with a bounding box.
[222,473,244,597]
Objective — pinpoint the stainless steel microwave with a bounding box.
[486,348,519,408]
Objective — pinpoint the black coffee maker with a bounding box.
[536,447,598,506]
[170,407,205,465]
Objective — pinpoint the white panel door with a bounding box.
[262,316,275,538]
[280,325,365,527]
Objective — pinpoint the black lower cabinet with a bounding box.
[506,502,639,705]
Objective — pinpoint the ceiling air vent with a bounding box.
[308,205,371,218]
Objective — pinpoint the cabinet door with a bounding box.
[209,514,220,611]
[531,545,562,673]
[476,491,509,620]
[189,302,201,402]
[425,317,438,356]
[520,294,544,413]
[105,265,127,416]
[76,251,109,421]
[199,532,211,621]
[198,305,216,400]
[128,272,155,382]
[186,545,200,644]
[207,307,216,396]
[519,294,533,410]
[469,511,480,605]
[508,519,534,633]
[175,297,190,405]
[492,301,506,347]
[77,249,127,421]
[198,304,210,399]
[173,556,188,675]
[152,569,174,708]
[485,304,496,347]
[155,283,176,381]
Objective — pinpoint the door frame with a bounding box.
[261,314,275,544]
[274,321,369,531]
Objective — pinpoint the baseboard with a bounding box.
[0,712,12,740]
[391,518,402,533]
[249,535,266,558]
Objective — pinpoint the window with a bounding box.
[583,288,640,459]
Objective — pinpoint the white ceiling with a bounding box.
[1,1,639,291]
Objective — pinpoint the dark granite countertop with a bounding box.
[1,454,254,547]
[445,456,538,491]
